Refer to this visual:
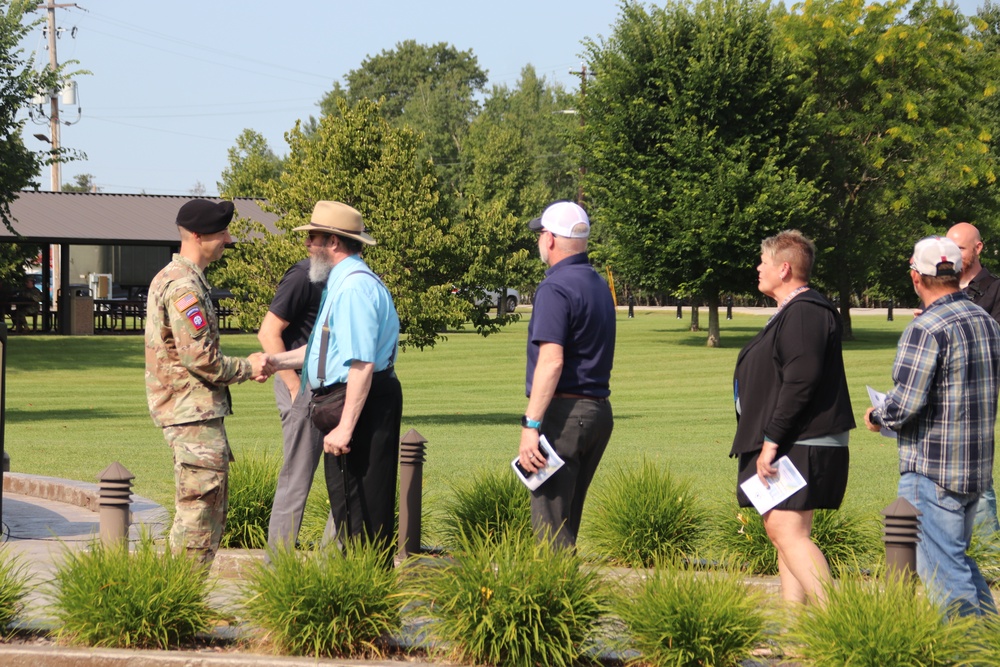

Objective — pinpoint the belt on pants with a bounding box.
[313,366,395,397]
[553,392,608,402]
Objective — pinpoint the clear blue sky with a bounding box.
[17,0,987,197]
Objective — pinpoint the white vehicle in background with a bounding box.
[451,286,520,313]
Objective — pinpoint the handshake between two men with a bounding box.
[247,352,277,383]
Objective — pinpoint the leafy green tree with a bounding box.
[778,0,998,336]
[462,65,579,218]
[962,0,1000,264]
[215,98,468,349]
[217,129,283,199]
[61,173,98,192]
[580,0,819,346]
[318,41,488,199]
[0,0,61,234]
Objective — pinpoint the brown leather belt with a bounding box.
[553,392,607,402]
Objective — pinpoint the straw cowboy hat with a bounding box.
[292,201,376,246]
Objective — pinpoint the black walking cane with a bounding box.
[339,451,352,540]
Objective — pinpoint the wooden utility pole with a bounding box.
[38,2,77,333]
[40,2,77,192]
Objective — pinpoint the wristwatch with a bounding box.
[521,415,541,430]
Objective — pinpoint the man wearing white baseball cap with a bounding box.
[518,201,616,549]
[865,235,1000,616]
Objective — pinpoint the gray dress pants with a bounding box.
[532,396,613,550]
[266,375,335,555]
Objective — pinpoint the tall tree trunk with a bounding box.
[690,303,700,332]
[838,282,854,341]
[706,292,721,348]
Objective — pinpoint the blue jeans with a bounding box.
[898,473,996,617]
[974,486,1000,536]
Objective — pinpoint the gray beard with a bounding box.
[309,255,335,284]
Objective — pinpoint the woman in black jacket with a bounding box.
[731,230,855,606]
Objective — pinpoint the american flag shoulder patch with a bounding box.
[174,292,199,312]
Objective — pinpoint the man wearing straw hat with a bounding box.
[270,201,401,554]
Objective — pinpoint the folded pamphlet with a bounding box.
[511,435,564,491]
[866,385,897,439]
[739,455,807,514]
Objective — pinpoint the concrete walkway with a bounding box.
[0,472,782,666]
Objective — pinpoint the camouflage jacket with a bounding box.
[144,254,253,427]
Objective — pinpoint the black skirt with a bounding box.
[737,444,849,511]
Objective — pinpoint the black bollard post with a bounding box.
[882,496,921,580]
[887,299,894,322]
[97,461,135,546]
[398,428,428,559]
[627,292,635,319]
[726,296,733,321]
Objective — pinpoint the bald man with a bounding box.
[948,223,1000,322]
[947,222,1000,537]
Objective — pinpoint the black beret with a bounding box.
[176,199,235,234]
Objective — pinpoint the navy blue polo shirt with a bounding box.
[526,253,616,397]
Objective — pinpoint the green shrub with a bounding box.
[49,535,217,648]
[968,613,1000,665]
[410,528,605,667]
[0,548,30,629]
[613,560,767,667]
[787,572,977,666]
[586,459,706,566]
[436,467,530,550]
[221,448,281,549]
[712,505,880,576]
[968,528,1000,585]
[240,540,401,658]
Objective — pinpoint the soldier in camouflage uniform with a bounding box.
[145,199,272,566]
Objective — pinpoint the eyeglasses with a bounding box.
[307,232,332,245]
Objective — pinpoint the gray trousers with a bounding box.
[266,375,335,554]
[532,397,614,550]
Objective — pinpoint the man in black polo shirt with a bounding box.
[948,221,1000,537]
[517,201,616,549]
[258,256,334,554]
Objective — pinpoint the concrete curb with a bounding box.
[0,645,437,667]
[3,473,100,511]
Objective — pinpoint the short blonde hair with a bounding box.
[761,230,816,281]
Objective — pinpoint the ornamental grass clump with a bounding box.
[787,572,977,666]
[220,448,281,549]
[240,539,401,658]
[0,548,31,629]
[49,535,216,648]
[436,467,530,550]
[968,527,1000,584]
[613,560,768,667]
[712,505,880,575]
[410,527,606,667]
[586,459,706,566]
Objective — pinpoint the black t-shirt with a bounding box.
[268,259,323,350]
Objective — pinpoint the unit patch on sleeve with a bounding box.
[185,306,207,331]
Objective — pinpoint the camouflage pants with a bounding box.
[163,418,231,566]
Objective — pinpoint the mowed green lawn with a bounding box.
[1,309,956,522]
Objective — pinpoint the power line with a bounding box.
[70,9,334,83]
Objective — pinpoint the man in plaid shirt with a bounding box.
[866,236,1000,617]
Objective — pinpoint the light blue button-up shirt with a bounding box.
[306,254,399,388]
